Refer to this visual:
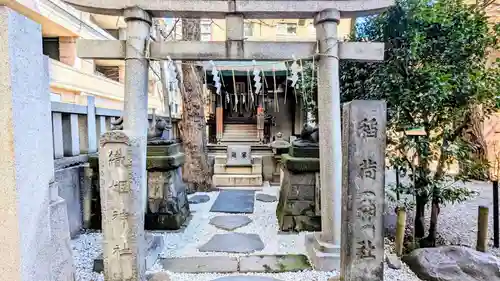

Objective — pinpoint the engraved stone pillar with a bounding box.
[305,8,342,271]
[99,131,145,281]
[340,100,386,280]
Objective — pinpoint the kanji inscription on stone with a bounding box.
[226,145,252,166]
[357,117,378,138]
[341,101,386,280]
[359,159,377,180]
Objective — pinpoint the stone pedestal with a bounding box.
[145,142,190,230]
[212,145,263,188]
[0,7,55,281]
[85,143,190,231]
[276,146,321,232]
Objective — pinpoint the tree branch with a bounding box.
[433,113,471,180]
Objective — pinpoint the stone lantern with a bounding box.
[269,132,291,185]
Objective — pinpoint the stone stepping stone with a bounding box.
[255,193,277,203]
[189,194,211,204]
[199,233,264,253]
[239,255,311,273]
[212,277,283,281]
[210,190,255,214]
[210,215,252,231]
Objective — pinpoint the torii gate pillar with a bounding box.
[123,7,152,212]
[305,8,343,271]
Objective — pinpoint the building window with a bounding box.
[201,23,211,34]
[174,104,179,114]
[95,65,120,82]
[276,23,297,35]
[42,38,60,61]
[201,34,211,41]
[50,93,61,102]
[244,22,254,37]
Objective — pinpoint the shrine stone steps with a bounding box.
[222,124,258,141]
[221,138,260,144]
[220,139,261,145]
[212,174,264,188]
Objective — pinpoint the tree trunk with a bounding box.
[423,197,440,247]
[467,105,488,180]
[414,194,427,238]
[178,19,212,193]
[414,154,430,239]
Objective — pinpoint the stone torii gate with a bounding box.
[63,0,393,279]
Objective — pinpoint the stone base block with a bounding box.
[145,205,190,230]
[49,197,76,281]
[281,154,320,173]
[214,164,262,175]
[213,174,263,187]
[276,169,320,232]
[146,153,185,170]
[93,234,164,273]
[279,215,321,232]
[305,233,340,272]
[289,145,320,158]
[147,143,181,156]
[271,172,280,186]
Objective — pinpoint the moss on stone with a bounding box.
[289,145,320,158]
[146,153,185,170]
[281,154,320,173]
[88,155,99,169]
[147,143,181,156]
[275,255,312,272]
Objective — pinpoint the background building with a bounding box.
[0,0,168,115]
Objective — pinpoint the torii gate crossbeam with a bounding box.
[63,0,393,18]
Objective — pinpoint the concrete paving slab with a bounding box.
[160,256,239,273]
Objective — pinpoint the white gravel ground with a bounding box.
[80,179,500,281]
[160,185,308,258]
[72,185,337,281]
[432,180,500,256]
[71,183,425,281]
